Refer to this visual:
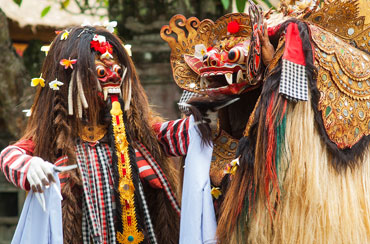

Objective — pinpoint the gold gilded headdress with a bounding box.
[160,13,252,93]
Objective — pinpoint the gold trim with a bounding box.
[111,101,144,244]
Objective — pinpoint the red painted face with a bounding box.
[95,58,124,100]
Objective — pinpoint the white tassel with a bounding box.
[68,72,74,115]
[120,67,127,87]
[77,95,82,118]
[124,78,132,111]
[76,71,89,109]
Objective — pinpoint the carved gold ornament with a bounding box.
[312,25,370,149]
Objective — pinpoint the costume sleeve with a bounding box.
[153,117,190,157]
[0,139,35,190]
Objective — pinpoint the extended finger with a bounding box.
[30,171,44,193]
[34,166,49,188]
[40,162,56,183]
[263,22,268,38]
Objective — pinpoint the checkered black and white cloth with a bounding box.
[279,55,309,101]
[137,178,158,244]
[77,142,116,244]
[178,90,202,114]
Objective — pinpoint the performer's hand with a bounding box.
[27,157,55,193]
[257,22,275,66]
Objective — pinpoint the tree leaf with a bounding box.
[41,5,51,18]
[13,0,22,6]
[221,0,230,9]
[61,0,70,9]
[236,0,247,12]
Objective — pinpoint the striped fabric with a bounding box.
[135,142,181,216]
[76,142,116,244]
[137,178,158,244]
[0,140,35,190]
[154,118,190,157]
[54,156,68,188]
[135,149,162,189]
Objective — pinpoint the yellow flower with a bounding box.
[31,74,45,87]
[211,187,222,199]
[60,30,70,40]
[224,158,239,175]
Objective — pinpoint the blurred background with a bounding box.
[0,0,280,242]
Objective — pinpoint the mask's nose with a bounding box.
[105,71,119,83]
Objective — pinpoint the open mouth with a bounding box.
[199,65,248,94]
[102,85,121,101]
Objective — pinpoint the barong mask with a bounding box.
[161,7,264,96]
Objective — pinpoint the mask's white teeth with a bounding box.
[200,77,209,88]
[108,87,121,94]
[236,70,243,84]
[103,88,108,101]
[225,73,233,85]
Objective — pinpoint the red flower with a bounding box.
[227,20,240,34]
[90,40,113,54]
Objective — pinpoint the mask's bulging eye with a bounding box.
[96,66,106,78]
[113,64,123,77]
[228,46,245,64]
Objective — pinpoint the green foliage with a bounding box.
[236,0,247,12]
[41,5,51,17]
[60,0,70,9]
[221,0,230,9]
[12,0,22,6]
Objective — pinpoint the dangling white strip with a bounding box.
[68,72,75,115]
[77,95,83,118]
[124,78,132,111]
[119,66,127,87]
[76,71,89,109]
[96,78,102,92]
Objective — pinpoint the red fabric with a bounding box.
[152,122,162,135]
[136,150,162,189]
[283,23,306,66]
[14,139,35,155]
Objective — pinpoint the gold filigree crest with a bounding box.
[160,13,252,94]
[312,25,370,148]
[305,0,370,53]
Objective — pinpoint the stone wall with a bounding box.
[131,33,182,120]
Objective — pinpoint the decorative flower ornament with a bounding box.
[293,0,316,12]
[194,44,207,61]
[224,157,239,175]
[40,45,50,55]
[49,79,64,90]
[61,30,70,40]
[124,44,132,56]
[101,50,113,59]
[31,74,45,87]
[211,187,222,199]
[93,34,106,44]
[60,58,77,69]
[90,35,113,55]
[22,109,31,117]
[103,20,117,33]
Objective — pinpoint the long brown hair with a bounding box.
[22,26,179,243]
